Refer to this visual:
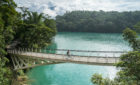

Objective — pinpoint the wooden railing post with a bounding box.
[106,54,108,63]
[14,49,16,54]
[26,48,28,55]
[17,48,19,54]
[16,48,18,54]
[39,48,41,53]
[96,53,99,63]
[19,48,20,54]
[15,49,16,54]
[16,49,18,54]
[113,53,117,63]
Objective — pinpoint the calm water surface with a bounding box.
[27,32,131,85]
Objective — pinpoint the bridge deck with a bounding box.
[11,51,120,66]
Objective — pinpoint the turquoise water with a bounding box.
[27,32,131,85]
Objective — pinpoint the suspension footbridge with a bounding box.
[8,48,127,70]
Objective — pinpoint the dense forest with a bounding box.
[0,0,56,84]
[56,11,140,33]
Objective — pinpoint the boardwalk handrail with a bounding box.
[8,48,129,53]
[8,48,129,58]
[45,49,128,53]
[8,49,121,67]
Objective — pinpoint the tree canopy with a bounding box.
[0,0,57,84]
[134,22,140,33]
[56,11,140,33]
[15,9,56,48]
[0,0,18,84]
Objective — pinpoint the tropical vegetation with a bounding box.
[1,0,140,85]
[91,23,140,85]
[56,11,140,33]
[0,0,56,84]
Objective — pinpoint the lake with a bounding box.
[27,32,131,85]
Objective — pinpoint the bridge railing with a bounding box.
[8,48,128,57]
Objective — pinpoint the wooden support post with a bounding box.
[11,56,17,69]
[18,56,28,67]
[13,56,21,69]
[113,54,116,63]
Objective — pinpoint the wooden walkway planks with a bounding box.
[11,51,120,66]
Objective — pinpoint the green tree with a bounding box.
[0,1,57,85]
[134,22,140,33]
[0,57,12,85]
[25,12,44,25]
[91,26,140,85]
[0,0,17,44]
[116,28,140,83]
[15,9,56,48]
[16,24,56,48]
[0,0,18,84]
[44,18,56,30]
[123,28,140,51]
[91,73,103,85]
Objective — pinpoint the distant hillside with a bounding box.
[56,11,140,33]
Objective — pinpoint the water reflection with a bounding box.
[28,63,117,85]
